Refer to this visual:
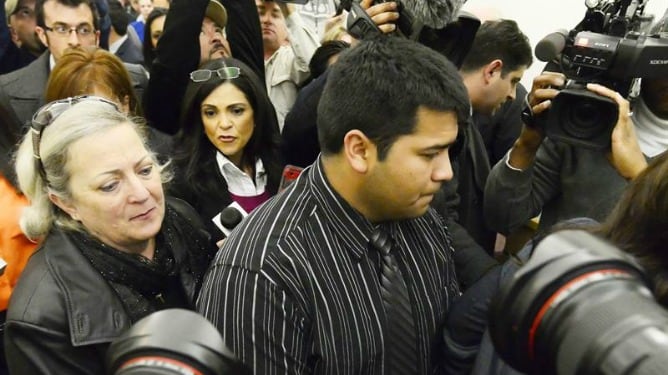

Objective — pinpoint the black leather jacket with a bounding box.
[4,198,214,375]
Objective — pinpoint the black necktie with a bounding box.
[370,228,418,374]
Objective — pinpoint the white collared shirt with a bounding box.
[216,152,267,196]
[109,34,128,54]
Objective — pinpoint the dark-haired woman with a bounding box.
[169,57,283,240]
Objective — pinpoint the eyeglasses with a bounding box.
[31,96,119,183]
[43,23,96,38]
[189,66,240,82]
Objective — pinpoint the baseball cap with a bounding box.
[205,0,228,29]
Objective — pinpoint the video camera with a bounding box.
[536,0,668,150]
[489,230,668,375]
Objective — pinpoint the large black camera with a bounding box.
[489,230,668,375]
[537,0,668,150]
[106,309,250,375]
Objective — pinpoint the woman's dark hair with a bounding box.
[142,7,169,71]
[595,152,668,306]
[175,57,282,196]
[518,153,668,306]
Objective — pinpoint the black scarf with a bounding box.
[71,205,193,322]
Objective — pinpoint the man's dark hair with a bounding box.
[318,37,470,159]
[36,0,100,31]
[107,0,130,36]
[459,19,532,77]
[308,40,350,80]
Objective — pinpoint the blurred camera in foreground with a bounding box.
[490,230,668,375]
[106,309,250,375]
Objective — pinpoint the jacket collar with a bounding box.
[43,230,131,346]
[5,51,51,99]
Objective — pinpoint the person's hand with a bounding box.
[527,71,566,113]
[324,11,347,34]
[585,83,648,179]
[360,0,399,34]
[216,238,225,249]
[507,72,565,170]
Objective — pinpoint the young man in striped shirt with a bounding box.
[198,36,469,374]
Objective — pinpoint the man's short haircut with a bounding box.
[317,37,470,159]
[36,0,100,31]
[459,19,533,77]
[108,0,130,36]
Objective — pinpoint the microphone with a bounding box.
[402,0,466,29]
[535,29,568,62]
[212,201,248,237]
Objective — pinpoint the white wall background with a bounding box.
[298,0,668,89]
[461,0,668,89]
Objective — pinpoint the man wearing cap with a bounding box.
[1,0,44,73]
[143,0,265,134]
[257,0,319,131]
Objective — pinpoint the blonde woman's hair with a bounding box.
[15,100,170,240]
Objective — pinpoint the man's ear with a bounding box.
[483,59,503,83]
[35,26,49,49]
[342,129,375,174]
[48,193,80,221]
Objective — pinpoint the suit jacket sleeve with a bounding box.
[433,181,498,291]
[483,138,563,235]
[221,0,264,82]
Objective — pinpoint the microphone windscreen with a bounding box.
[212,201,248,237]
[220,206,243,230]
[402,0,466,29]
[535,29,568,62]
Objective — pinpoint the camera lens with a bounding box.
[560,97,616,140]
[564,99,603,137]
[489,231,668,375]
[106,309,249,375]
[545,86,619,149]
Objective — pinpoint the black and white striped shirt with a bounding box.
[197,158,461,374]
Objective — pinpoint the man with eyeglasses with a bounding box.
[0,0,149,126]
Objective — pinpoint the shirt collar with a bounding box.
[109,34,128,54]
[215,152,268,197]
[49,53,56,71]
[216,152,266,176]
[307,156,377,260]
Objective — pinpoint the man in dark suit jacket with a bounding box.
[0,0,147,126]
[108,0,143,65]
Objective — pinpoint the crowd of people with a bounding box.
[0,0,667,374]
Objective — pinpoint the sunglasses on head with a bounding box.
[189,66,241,82]
[31,95,119,183]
